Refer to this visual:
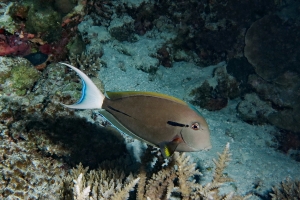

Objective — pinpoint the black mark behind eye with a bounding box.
[167,121,187,127]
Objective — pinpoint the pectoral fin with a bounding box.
[159,136,183,158]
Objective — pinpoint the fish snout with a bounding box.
[180,128,212,151]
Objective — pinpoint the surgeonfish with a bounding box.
[60,63,212,158]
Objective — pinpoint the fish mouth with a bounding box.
[180,128,212,151]
[180,128,186,143]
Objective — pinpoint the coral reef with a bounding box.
[79,0,278,67]
[157,45,173,68]
[0,60,127,198]
[54,0,77,15]
[85,0,114,27]
[67,35,86,56]
[1,0,300,198]
[0,132,66,199]
[150,0,276,65]
[226,57,256,95]
[274,130,300,156]
[0,0,86,63]
[68,51,105,93]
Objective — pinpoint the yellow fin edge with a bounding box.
[106,91,187,106]
[164,146,171,157]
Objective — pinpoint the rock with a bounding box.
[226,57,255,84]
[54,0,76,14]
[25,5,62,42]
[0,57,40,96]
[247,74,300,132]
[243,14,300,132]
[108,15,135,41]
[134,54,159,74]
[237,93,275,124]
[268,107,300,133]
[0,3,17,33]
[244,15,300,81]
[67,35,86,56]
[190,65,240,111]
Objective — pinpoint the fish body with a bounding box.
[60,63,211,158]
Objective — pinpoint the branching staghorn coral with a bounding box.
[68,51,102,77]
[61,144,252,200]
[136,143,251,200]
[67,52,105,93]
[270,178,300,200]
[73,173,90,200]
[62,163,139,200]
[175,152,202,200]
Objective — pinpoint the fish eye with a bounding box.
[191,122,200,130]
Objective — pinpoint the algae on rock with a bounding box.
[0,57,40,96]
[11,64,40,96]
[25,5,62,41]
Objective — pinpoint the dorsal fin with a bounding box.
[106,91,187,106]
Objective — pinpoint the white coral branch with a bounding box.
[73,173,91,200]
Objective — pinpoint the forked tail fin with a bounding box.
[59,62,105,109]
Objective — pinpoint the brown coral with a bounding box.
[270,179,300,200]
[136,143,250,200]
[62,163,139,200]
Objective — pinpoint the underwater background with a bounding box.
[0,0,300,199]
